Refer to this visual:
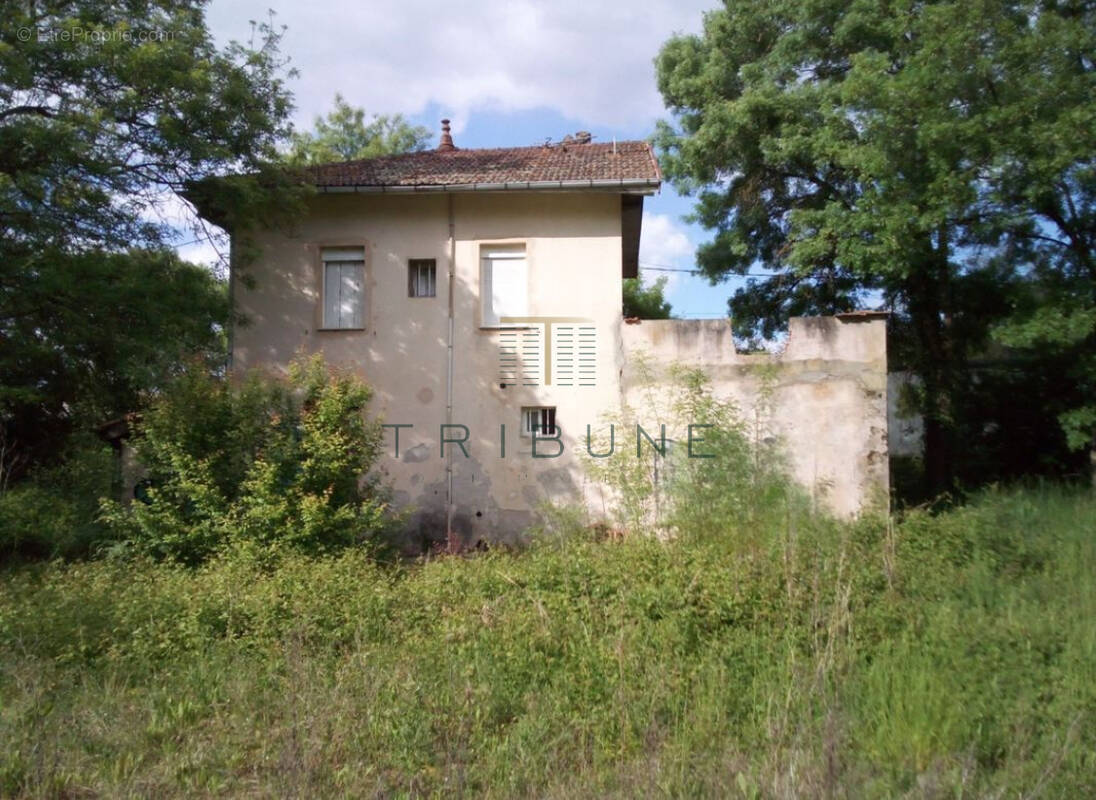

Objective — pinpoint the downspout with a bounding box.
[446,194,456,550]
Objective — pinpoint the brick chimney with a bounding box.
[437,119,456,152]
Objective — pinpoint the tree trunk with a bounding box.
[906,239,957,498]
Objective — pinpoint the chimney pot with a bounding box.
[438,118,456,152]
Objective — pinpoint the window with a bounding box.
[522,406,557,437]
[322,247,365,329]
[481,246,527,327]
[408,259,436,298]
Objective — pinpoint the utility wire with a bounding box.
[638,260,778,278]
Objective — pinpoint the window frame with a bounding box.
[408,258,437,298]
[318,245,367,331]
[480,244,528,328]
[520,406,558,439]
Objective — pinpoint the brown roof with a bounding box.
[304,141,661,191]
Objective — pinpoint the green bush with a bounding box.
[101,355,393,564]
[0,435,115,561]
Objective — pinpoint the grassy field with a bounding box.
[1,485,1094,797]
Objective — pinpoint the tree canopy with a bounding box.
[288,94,432,164]
[1,1,298,471]
[623,276,673,319]
[655,0,1095,491]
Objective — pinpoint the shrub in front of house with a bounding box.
[101,355,393,565]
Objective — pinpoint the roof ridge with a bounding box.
[302,140,661,191]
[307,140,652,168]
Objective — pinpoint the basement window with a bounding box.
[408,259,436,298]
[521,406,557,438]
[321,247,365,329]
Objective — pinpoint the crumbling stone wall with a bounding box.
[620,314,890,517]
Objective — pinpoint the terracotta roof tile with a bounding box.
[304,141,661,189]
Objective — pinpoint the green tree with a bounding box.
[655,0,1095,492]
[1,2,299,470]
[623,276,673,319]
[288,94,432,164]
[1,249,229,465]
[101,356,392,564]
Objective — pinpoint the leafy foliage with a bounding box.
[288,93,432,164]
[1,1,300,470]
[1,249,229,468]
[0,434,115,561]
[1,1,294,253]
[2,486,1094,796]
[654,0,1096,489]
[622,276,673,319]
[994,305,1096,452]
[102,356,393,564]
[584,357,797,537]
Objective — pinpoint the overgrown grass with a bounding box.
[1,485,1094,797]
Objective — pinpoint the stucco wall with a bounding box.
[620,317,890,517]
[233,191,626,547]
[234,192,890,545]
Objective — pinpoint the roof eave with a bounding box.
[313,178,661,195]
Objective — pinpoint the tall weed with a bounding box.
[584,358,803,542]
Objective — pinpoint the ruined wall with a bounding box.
[620,315,890,517]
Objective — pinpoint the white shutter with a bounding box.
[483,249,526,326]
[321,247,365,329]
[324,261,342,328]
[340,264,363,328]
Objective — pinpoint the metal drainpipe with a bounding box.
[446,194,456,550]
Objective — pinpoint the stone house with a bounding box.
[204,122,889,546]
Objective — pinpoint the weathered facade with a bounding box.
[219,129,889,545]
[622,316,889,518]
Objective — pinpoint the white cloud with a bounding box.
[177,237,226,272]
[205,0,710,131]
[638,211,694,293]
[639,212,693,267]
[137,190,228,273]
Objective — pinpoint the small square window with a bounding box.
[409,259,436,298]
[521,406,557,438]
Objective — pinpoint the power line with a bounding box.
[638,261,778,278]
[639,265,701,274]
[638,259,687,270]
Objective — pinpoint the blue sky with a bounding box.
[192,0,747,319]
